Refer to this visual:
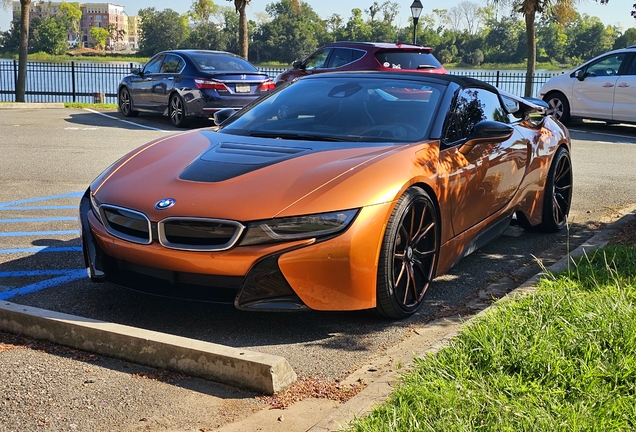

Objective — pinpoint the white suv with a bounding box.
[538,45,636,125]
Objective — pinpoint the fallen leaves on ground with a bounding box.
[259,377,366,409]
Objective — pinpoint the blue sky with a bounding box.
[1,0,635,34]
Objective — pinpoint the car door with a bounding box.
[571,53,625,120]
[612,53,636,122]
[151,54,186,111]
[130,54,164,109]
[438,87,529,235]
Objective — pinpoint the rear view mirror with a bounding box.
[460,121,514,155]
[574,69,586,81]
[214,108,237,126]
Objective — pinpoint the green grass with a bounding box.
[348,245,636,431]
[64,102,118,110]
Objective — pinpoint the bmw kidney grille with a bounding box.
[100,205,152,245]
[158,217,245,251]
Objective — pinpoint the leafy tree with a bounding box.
[483,15,525,63]
[613,27,636,49]
[89,26,109,50]
[57,2,82,39]
[227,0,250,58]
[344,8,372,41]
[566,13,618,63]
[137,8,189,56]
[31,16,67,54]
[190,0,219,24]
[256,0,326,63]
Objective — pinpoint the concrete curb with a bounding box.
[0,102,66,109]
[0,301,297,395]
[307,208,636,431]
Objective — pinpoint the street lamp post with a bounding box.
[410,0,423,45]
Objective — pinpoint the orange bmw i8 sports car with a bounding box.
[80,72,572,319]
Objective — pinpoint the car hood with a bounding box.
[91,129,420,222]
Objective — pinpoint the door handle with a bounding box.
[618,82,630,87]
[167,77,174,81]
[602,82,614,87]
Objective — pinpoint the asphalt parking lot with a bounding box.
[1,107,636,430]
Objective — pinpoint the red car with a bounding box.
[274,41,446,86]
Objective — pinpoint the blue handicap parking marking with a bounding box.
[0,192,87,299]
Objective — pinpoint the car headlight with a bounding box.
[89,191,103,225]
[239,209,358,246]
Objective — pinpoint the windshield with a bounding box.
[220,77,445,143]
[190,53,259,72]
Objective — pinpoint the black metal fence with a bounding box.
[0,60,563,104]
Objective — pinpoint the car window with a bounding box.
[190,53,259,72]
[161,54,185,74]
[585,54,625,77]
[220,77,445,143]
[327,48,365,68]
[305,49,331,70]
[143,55,165,74]
[623,54,636,76]
[444,87,509,145]
[374,50,442,70]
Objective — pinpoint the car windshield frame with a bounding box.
[219,76,446,144]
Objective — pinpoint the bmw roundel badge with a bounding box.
[155,198,176,210]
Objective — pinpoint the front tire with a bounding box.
[118,87,138,117]
[376,187,439,319]
[538,147,573,233]
[544,92,570,125]
[169,93,189,128]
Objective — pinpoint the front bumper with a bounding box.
[80,191,392,312]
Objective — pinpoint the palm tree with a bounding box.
[227,0,250,59]
[489,0,576,97]
[2,0,31,102]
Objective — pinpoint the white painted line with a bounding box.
[84,108,168,132]
[569,128,636,141]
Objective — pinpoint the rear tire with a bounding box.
[169,93,189,128]
[543,92,570,125]
[376,187,439,319]
[538,147,573,233]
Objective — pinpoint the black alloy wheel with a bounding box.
[376,187,439,319]
[544,92,570,125]
[169,93,189,128]
[539,146,573,233]
[118,87,138,117]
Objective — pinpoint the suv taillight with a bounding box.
[194,79,230,91]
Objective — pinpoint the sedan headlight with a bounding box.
[89,191,103,225]
[239,209,358,246]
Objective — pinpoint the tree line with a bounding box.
[1,0,635,67]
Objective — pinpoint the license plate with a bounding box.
[235,83,251,93]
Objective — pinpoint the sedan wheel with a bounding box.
[118,88,138,117]
[539,147,573,233]
[169,94,189,128]
[544,92,570,125]
[376,187,439,319]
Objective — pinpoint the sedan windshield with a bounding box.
[220,77,445,143]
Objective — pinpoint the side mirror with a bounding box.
[459,121,514,155]
[214,108,237,126]
[292,60,304,69]
[522,97,549,109]
[131,67,141,75]
[574,69,586,81]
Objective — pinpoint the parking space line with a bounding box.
[0,217,77,223]
[0,205,77,210]
[0,246,82,254]
[0,269,86,300]
[0,192,83,208]
[0,230,79,237]
[84,108,168,132]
